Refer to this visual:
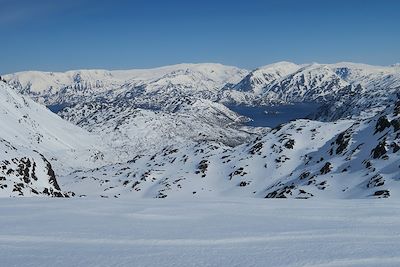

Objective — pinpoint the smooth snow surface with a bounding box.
[1,198,400,267]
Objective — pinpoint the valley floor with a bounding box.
[1,198,400,267]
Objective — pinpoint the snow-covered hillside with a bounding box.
[0,81,113,173]
[61,100,400,199]
[1,62,400,199]
[58,96,264,156]
[0,81,115,197]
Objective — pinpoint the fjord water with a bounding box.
[228,102,321,127]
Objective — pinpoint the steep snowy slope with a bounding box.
[314,62,400,120]
[265,100,400,199]
[332,62,400,90]
[233,61,302,95]
[0,81,109,175]
[228,62,354,104]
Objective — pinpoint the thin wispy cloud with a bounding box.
[0,0,86,26]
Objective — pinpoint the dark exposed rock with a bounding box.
[229,167,247,179]
[196,160,209,177]
[374,116,391,134]
[391,118,400,132]
[284,139,295,149]
[394,100,400,116]
[391,142,400,153]
[249,142,263,155]
[373,190,390,198]
[367,174,385,188]
[299,171,310,180]
[238,181,250,187]
[335,130,351,155]
[371,140,387,159]
[265,184,295,198]
[320,162,332,175]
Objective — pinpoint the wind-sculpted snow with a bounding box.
[3,198,400,267]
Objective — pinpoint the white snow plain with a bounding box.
[1,198,400,267]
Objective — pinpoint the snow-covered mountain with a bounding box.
[61,100,400,199]
[0,81,111,173]
[4,61,400,121]
[58,97,264,157]
[3,63,247,106]
[0,81,118,196]
[1,61,400,199]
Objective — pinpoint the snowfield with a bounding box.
[1,198,400,267]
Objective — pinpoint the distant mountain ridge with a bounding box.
[4,61,399,121]
[1,61,400,199]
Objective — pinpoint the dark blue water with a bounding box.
[47,103,70,113]
[228,103,321,128]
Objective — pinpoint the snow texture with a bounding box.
[1,198,400,267]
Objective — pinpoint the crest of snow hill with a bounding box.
[1,62,400,198]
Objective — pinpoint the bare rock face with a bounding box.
[0,142,70,197]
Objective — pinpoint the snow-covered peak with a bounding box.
[3,63,248,105]
[330,62,400,90]
[233,61,301,95]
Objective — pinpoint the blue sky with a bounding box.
[1,0,399,73]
